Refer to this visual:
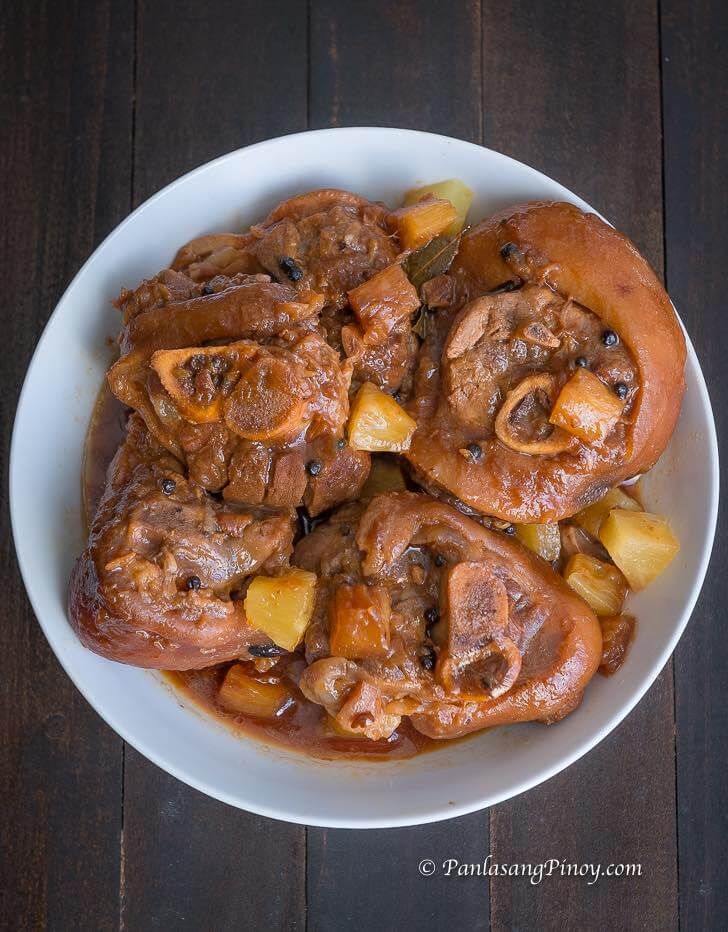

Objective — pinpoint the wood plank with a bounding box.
[309,0,483,141]
[122,746,305,930]
[0,1,133,928]
[482,2,679,929]
[133,0,309,202]
[307,818,489,932]
[306,4,488,930]
[661,1,728,928]
[120,3,308,929]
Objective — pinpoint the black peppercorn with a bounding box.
[306,460,322,477]
[500,242,520,260]
[248,643,287,658]
[504,524,516,535]
[466,442,482,462]
[279,256,303,282]
[434,553,446,567]
[161,478,176,495]
[336,438,347,450]
[421,648,436,671]
[424,606,439,626]
[575,355,588,368]
[186,575,201,590]
[615,382,629,399]
[200,283,215,295]
[602,329,618,347]
[490,278,522,294]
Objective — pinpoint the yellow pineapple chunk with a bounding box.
[219,664,295,718]
[403,179,473,234]
[598,509,680,590]
[244,569,317,651]
[575,487,641,538]
[549,368,624,443]
[348,382,417,452]
[390,196,458,250]
[563,553,627,616]
[515,523,561,562]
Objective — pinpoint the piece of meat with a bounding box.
[599,614,636,676]
[294,491,602,741]
[342,321,420,395]
[144,190,419,398]
[406,202,686,523]
[435,562,521,699]
[118,277,320,356]
[249,189,399,310]
[178,421,234,493]
[297,657,402,740]
[420,273,460,310]
[223,441,272,505]
[295,503,363,580]
[265,450,308,508]
[303,436,370,516]
[172,232,262,281]
[69,418,296,670]
[337,680,402,740]
[108,274,366,511]
[221,333,360,510]
[248,190,420,395]
[115,269,198,324]
[339,262,422,395]
[108,278,320,455]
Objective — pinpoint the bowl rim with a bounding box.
[10,126,720,827]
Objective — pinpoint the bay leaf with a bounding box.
[404,230,466,292]
[412,307,431,339]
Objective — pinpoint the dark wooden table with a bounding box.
[1,2,725,929]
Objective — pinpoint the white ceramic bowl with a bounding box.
[11,128,719,828]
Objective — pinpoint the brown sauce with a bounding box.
[82,381,128,529]
[165,667,438,761]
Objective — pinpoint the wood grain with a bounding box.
[482,2,679,929]
[661,2,728,929]
[121,747,305,930]
[309,0,483,142]
[307,817,489,932]
[120,3,308,929]
[133,0,309,202]
[307,4,488,930]
[0,1,133,929]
